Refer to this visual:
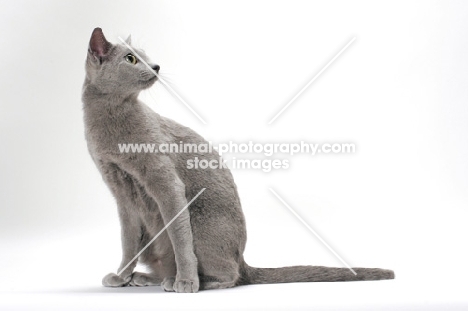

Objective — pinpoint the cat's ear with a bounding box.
[125,34,132,45]
[88,28,112,63]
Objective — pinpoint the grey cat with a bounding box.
[82,28,394,293]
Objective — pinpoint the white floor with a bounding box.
[0,283,438,311]
[1,277,466,311]
[1,228,467,311]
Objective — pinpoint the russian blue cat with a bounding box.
[82,28,394,293]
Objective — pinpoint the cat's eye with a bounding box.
[124,53,138,65]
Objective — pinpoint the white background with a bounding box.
[1,0,467,310]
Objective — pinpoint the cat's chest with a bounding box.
[85,115,156,157]
[98,159,165,223]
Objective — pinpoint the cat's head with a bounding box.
[84,28,160,95]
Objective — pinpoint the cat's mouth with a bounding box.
[147,75,158,82]
[141,75,158,87]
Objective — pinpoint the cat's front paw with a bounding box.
[173,278,199,293]
[161,276,175,292]
[102,273,130,287]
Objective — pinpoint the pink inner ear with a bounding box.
[89,28,112,57]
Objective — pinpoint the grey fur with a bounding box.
[82,28,394,293]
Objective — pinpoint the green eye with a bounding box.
[124,53,138,64]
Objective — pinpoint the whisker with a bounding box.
[156,73,178,87]
[157,72,177,77]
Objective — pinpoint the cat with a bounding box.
[82,27,394,293]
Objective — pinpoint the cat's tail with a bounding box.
[239,263,394,285]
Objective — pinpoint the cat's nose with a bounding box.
[152,64,160,73]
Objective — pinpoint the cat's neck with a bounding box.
[83,83,139,105]
[82,83,146,129]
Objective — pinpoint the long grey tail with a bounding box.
[239,263,394,285]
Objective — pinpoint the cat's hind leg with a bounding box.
[196,258,240,291]
[129,252,175,287]
[199,278,237,290]
[139,252,177,289]
[129,272,162,287]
